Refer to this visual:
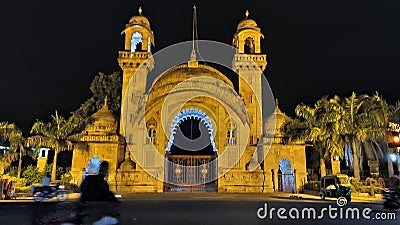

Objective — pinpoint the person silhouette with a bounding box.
[42,172,51,186]
[80,161,118,202]
[78,160,119,224]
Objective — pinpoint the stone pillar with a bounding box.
[263,169,274,193]
[331,160,341,175]
[273,167,279,192]
[37,158,47,172]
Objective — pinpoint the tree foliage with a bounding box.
[28,111,78,181]
[0,123,35,178]
[334,92,390,179]
[71,72,121,132]
[283,97,344,177]
[285,92,396,179]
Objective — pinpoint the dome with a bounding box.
[119,152,135,171]
[237,18,259,31]
[129,15,151,29]
[264,99,289,137]
[236,10,260,31]
[128,7,151,30]
[85,97,117,135]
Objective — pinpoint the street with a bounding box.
[0,193,398,225]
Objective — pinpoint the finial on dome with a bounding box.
[275,98,283,114]
[138,6,143,15]
[245,10,249,18]
[104,96,108,107]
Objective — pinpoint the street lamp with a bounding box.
[389,135,400,176]
[388,123,400,176]
[393,135,400,144]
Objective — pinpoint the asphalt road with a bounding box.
[0,194,398,225]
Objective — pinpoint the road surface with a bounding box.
[0,193,398,225]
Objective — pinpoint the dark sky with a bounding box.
[1,0,400,133]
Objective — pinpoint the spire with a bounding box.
[190,5,198,62]
[138,6,143,15]
[245,10,249,18]
[100,96,109,111]
[275,98,282,114]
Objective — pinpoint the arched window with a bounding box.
[244,37,255,54]
[147,129,156,144]
[131,32,143,52]
[227,129,236,145]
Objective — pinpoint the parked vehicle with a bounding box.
[320,174,352,202]
[383,189,400,209]
[383,175,400,209]
[31,184,68,202]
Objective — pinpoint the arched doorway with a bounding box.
[278,158,295,193]
[164,109,218,192]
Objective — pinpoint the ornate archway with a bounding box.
[164,108,218,192]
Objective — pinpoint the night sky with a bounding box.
[1,0,400,133]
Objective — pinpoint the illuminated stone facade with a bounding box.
[70,8,307,193]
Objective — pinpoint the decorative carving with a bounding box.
[146,116,157,128]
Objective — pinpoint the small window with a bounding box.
[131,32,143,52]
[147,129,157,144]
[244,37,255,54]
[227,129,237,145]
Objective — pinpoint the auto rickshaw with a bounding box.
[320,174,352,202]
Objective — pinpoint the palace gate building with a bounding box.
[69,8,307,193]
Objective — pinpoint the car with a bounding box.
[320,174,352,202]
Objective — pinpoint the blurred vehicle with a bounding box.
[31,183,68,202]
[320,174,352,202]
[383,175,400,209]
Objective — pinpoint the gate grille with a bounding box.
[164,154,217,192]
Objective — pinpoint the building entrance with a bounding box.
[164,109,218,192]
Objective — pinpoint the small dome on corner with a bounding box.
[85,97,117,135]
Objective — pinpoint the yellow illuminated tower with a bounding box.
[232,10,267,147]
[117,7,154,135]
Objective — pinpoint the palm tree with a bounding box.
[8,129,34,179]
[0,122,17,174]
[337,92,389,179]
[0,122,16,142]
[283,97,344,177]
[1,127,34,179]
[28,111,78,181]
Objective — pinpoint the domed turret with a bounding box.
[122,6,154,52]
[85,97,117,135]
[264,99,290,138]
[128,7,151,30]
[237,10,260,32]
[232,10,264,54]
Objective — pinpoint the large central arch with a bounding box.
[166,108,217,153]
[164,108,218,192]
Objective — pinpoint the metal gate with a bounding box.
[278,172,295,192]
[164,154,217,192]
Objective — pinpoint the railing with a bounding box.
[233,54,266,62]
[118,51,151,60]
